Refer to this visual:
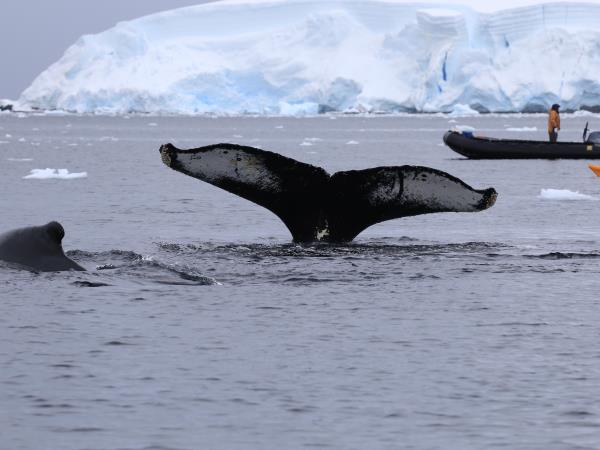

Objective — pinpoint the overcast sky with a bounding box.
[2,0,600,99]
[0,0,216,99]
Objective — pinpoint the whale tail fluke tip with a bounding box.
[479,188,497,210]
[160,143,176,167]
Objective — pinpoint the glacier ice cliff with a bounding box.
[17,0,600,115]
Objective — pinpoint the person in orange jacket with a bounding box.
[548,103,560,143]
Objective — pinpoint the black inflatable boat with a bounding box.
[443,124,600,159]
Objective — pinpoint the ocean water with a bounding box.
[1,114,600,450]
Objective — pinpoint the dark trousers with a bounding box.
[549,130,558,143]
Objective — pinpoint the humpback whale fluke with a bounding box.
[159,143,497,242]
[0,221,85,272]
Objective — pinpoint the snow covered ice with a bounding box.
[23,169,88,180]
[17,1,600,115]
[539,188,598,201]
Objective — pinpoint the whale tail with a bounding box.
[325,166,496,241]
[160,143,496,242]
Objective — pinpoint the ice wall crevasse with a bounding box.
[17,1,600,115]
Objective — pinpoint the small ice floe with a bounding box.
[7,158,33,162]
[5,134,12,138]
[275,125,284,129]
[573,110,594,117]
[68,143,78,147]
[23,169,88,180]
[506,126,537,132]
[148,122,158,127]
[448,119,457,123]
[539,189,597,201]
[304,137,322,142]
[30,142,40,146]
[18,137,26,142]
[99,136,119,142]
[449,104,480,117]
[300,141,313,146]
[233,134,243,138]
[346,140,359,145]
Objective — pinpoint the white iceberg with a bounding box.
[23,168,88,180]
[17,1,600,115]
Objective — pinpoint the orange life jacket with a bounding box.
[548,109,560,132]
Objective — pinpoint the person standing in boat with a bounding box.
[548,103,561,143]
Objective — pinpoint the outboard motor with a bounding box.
[583,122,600,145]
[587,132,600,144]
[583,122,600,143]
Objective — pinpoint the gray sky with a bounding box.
[0,0,216,99]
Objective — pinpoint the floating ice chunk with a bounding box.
[304,138,322,142]
[18,137,26,142]
[449,104,480,117]
[5,134,12,138]
[148,122,158,126]
[346,140,359,145]
[23,168,88,180]
[573,110,595,117]
[506,127,537,131]
[7,158,33,161]
[300,141,313,146]
[539,189,597,201]
[275,125,284,129]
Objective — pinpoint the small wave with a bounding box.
[477,322,549,327]
[525,252,600,260]
[539,189,597,201]
[156,240,504,260]
[71,281,111,287]
[23,168,87,180]
[66,249,218,286]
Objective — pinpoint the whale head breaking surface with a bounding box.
[0,222,85,272]
[160,143,496,242]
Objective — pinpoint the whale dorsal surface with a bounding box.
[160,143,497,242]
[0,221,85,272]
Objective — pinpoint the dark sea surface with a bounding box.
[1,114,600,450]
